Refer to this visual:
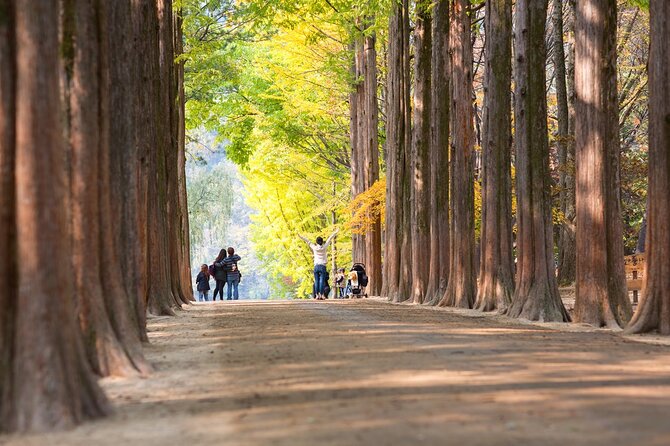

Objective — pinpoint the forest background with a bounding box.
[181,0,650,299]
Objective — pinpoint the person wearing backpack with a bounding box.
[195,264,211,302]
[299,228,339,300]
[221,247,241,300]
[212,248,228,301]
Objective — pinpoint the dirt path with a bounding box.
[5,299,670,446]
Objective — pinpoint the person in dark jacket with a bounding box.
[195,264,211,302]
[221,247,241,301]
[212,248,228,301]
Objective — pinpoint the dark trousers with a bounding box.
[213,279,226,301]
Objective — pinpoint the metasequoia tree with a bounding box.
[61,0,148,376]
[625,0,670,334]
[438,0,475,309]
[508,0,569,321]
[410,0,432,304]
[573,0,632,328]
[383,0,412,302]
[475,0,513,312]
[0,1,110,431]
[0,0,190,432]
[553,0,577,285]
[350,17,382,295]
[426,0,450,305]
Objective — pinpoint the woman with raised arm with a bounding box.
[299,228,339,299]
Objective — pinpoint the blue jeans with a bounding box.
[314,264,327,296]
[227,278,239,300]
[198,290,209,302]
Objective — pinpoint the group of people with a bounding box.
[195,247,241,302]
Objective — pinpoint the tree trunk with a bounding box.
[508,0,569,322]
[0,1,110,431]
[410,0,432,304]
[426,0,449,305]
[363,29,382,296]
[438,0,475,309]
[475,0,514,312]
[61,0,145,377]
[383,0,411,302]
[554,0,576,285]
[573,0,632,328]
[625,0,670,334]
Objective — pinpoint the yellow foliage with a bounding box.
[344,178,386,235]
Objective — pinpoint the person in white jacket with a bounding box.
[299,228,339,299]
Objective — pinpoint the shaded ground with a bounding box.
[4,299,670,446]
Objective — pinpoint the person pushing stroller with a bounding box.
[299,228,339,300]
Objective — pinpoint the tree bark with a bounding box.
[0,1,110,431]
[426,0,449,305]
[624,0,669,334]
[508,0,569,322]
[438,0,475,309]
[410,0,432,304]
[475,0,514,312]
[383,0,411,303]
[573,0,632,328]
[554,0,576,285]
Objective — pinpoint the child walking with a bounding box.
[195,264,211,302]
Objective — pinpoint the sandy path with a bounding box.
[4,299,670,446]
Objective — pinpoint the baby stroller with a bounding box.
[347,263,369,298]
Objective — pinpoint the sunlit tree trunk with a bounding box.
[508,0,569,322]
[426,0,449,305]
[625,0,670,334]
[410,0,432,304]
[475,0,513,312]
[438,0,475,309]
[574,0,632,328]
[0,1,110,431]
[383,0,411,302]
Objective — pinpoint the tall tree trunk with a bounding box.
[62,0,144,377]
[438,0,475,309]
[475,0,513,312]
[363,28,382,296]
[0,1,110,431]
[426,0,450,305]
[554,0,576,285]
[573,0,632,328]
[625,0,670,334]
[508,0,569,322]
[383,0,411,302]
[410,0,432,304]
[109,0,148,341]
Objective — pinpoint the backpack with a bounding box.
[208,264,216,276]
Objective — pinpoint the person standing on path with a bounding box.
[221,247,242,300]
[299,228,339,300]
[212,248,228,301]
[195,264,211,302]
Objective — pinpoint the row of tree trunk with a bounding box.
[382,0,669,334]
[0,0,191,433]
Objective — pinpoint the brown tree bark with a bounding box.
[573,0,632,328]
[624,0,669,334]
[425,0,449,305]
[382,0,411,302]
[475,0,514,312]
[554,0,576,285]
[410,0,432,304]
[0,1,110,431]
[438,0,475,309]
[108,0,148,341]
[508,0,569,322]
[61,0,142,377]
